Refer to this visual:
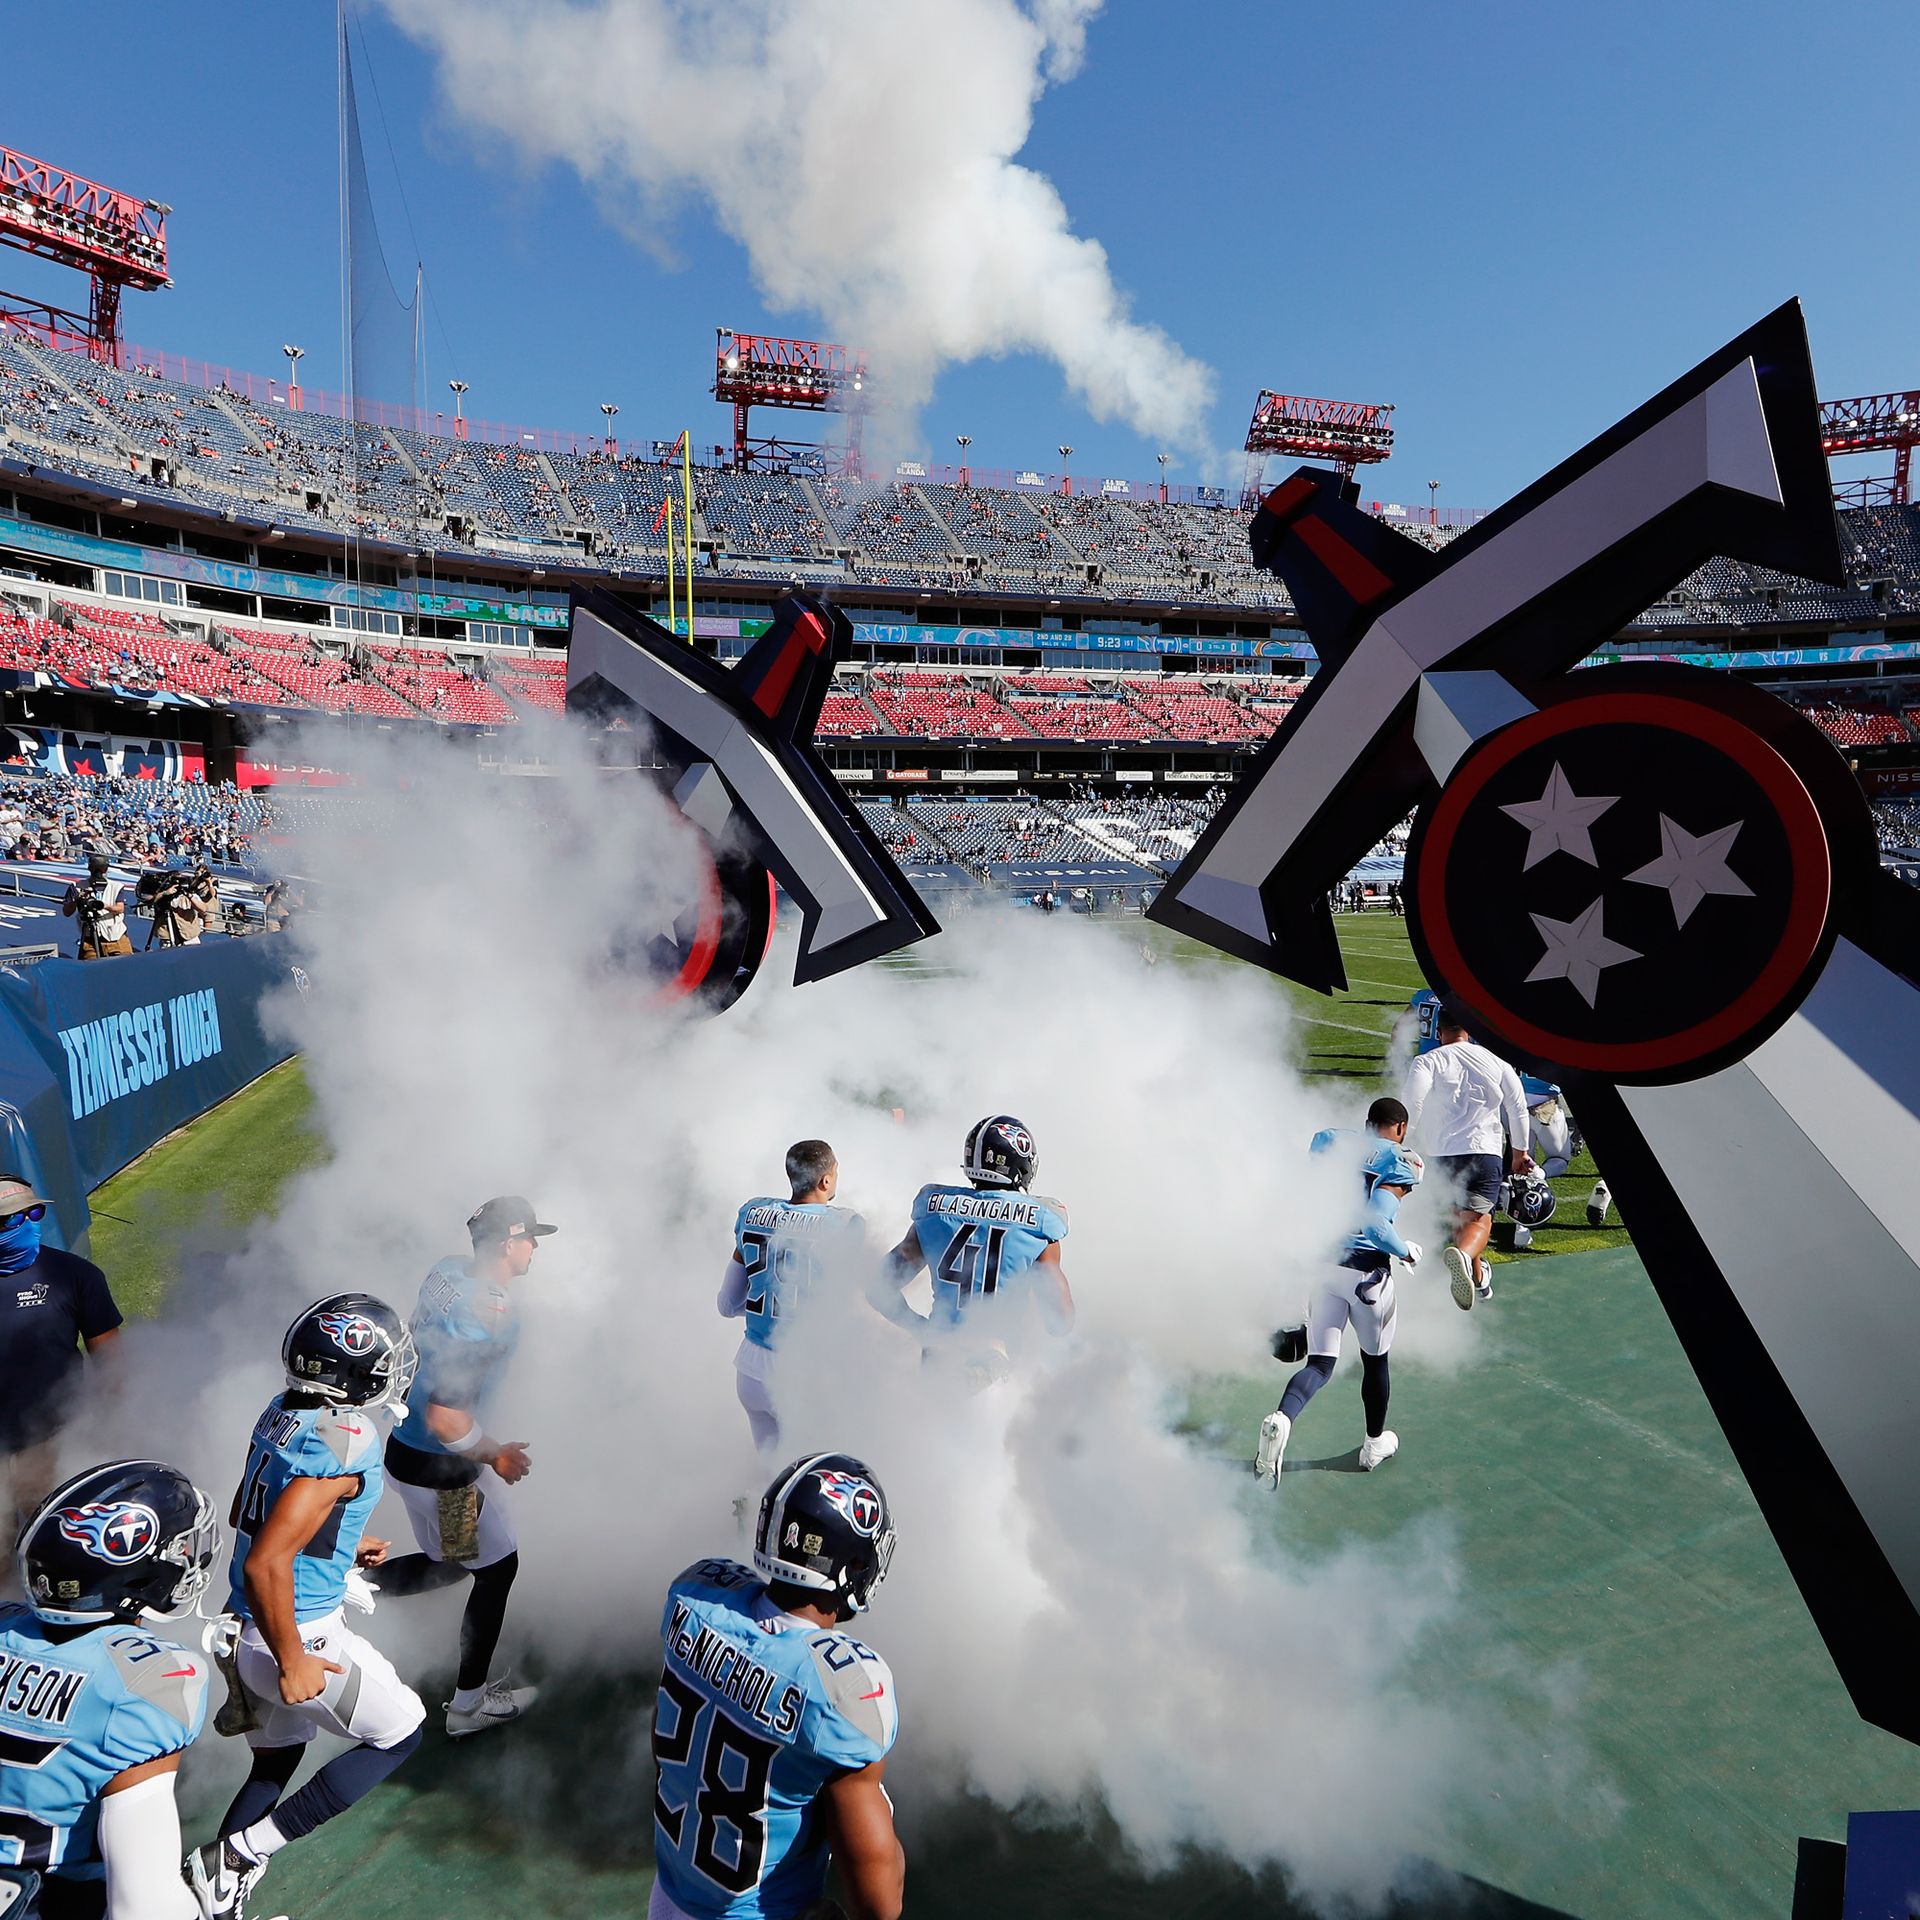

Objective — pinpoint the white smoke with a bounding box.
[375,0,1217,454]
[72,719,1580,1908]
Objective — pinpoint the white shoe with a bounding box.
[1254,1410,1291,1487]
[446,1676,540,1738]
[1357,1430,1399,1471]
[1474,1257,1494,1302]
[184,1839,267,1920]
[1443,1246,1475,1311]
[1586,1179,1611,1228]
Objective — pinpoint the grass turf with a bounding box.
[85,1058,324,1318]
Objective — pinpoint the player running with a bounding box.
[719,1142,869,1456]
[873,1116,1072,1382]
[1256,1098,1425,1483]
[378,1195,553,1738]
[650,1451,903,1920]
[186,1294,425,1920]
[0,1460,218,1920]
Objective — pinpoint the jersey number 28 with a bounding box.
[652,1671,778,1895]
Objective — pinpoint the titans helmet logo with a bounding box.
[814,1470,883,1538]
[315,1309,377,1357]
[57,1501,160,1565]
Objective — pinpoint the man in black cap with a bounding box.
[61,852,132,959]
[377,1195,555,1737]
[0,1174,122,1558]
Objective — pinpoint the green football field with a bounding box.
[86,913,1914,1919]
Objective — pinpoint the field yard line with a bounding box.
[1293,1012,1399,1042]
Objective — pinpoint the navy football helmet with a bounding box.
[282,1292,415,1413]
[964,1114,1038,1192]
[17,1459,220,1627]
[1506,1172,1558,1229]
[754,1452,896,1620]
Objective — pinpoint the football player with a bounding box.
[650,1452,903,1920]
[1,1459,218,1920]
[185,1294,425,1920]
[1256,1098,1424,1484]
[873,1117,1071,1382]
[719,1143,870,1458]
[377,1196,553,1738]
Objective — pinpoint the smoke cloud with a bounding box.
[71,719,1576,1908]
[375,0,1217,454]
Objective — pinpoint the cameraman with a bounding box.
[61,852,132,960]
[145,861,216,947]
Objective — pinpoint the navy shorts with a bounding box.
[1436,1152,1504,1215]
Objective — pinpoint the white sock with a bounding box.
[450,1684,486,1713]
[231,1816,286,1866]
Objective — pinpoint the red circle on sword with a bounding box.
[1414,691,1832,1079]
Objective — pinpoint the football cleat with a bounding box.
[1358,1430,1400,1471]
[1443,1246,1476,1311]
[1586,1179,1612,1228]
[184,1839,267,1920]
[446,1677,541,1739]
[1254,1410,1291,1487]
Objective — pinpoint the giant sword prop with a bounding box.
[568,588,937,1010]
[1151,301,1920,1743]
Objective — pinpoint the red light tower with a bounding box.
[1820,392,1920,510]
[1242,391,1394,506]
[714,330,868,476]
[0,144,169,363]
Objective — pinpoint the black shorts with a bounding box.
[1436,1152,1505,1215]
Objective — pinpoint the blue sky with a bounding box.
[3,1,1914,508]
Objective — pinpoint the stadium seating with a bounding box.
[493,653,568,714]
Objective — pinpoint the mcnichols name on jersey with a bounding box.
[666,1599,806,1740]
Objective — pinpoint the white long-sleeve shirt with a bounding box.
[1402,1039,1530,1158]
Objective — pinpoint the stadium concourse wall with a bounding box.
[0,935,299,1252]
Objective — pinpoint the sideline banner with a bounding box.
[0,936,300,1247]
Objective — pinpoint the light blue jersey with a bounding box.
[1410,987,1444,1053]
[910,1185,1068,1336]
[391,1257,520,1457]
[1308,1128,1421,1264]
[653,1559,897,1920]
[0,1605,208,1879]
[731,1201,866,1353]
[228,1395,384,1623]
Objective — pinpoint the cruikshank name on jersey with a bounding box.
[0,1652,87,1727]
[54,986,224,1119]
[737,1205,843,1237]
[665,1600,804,1740]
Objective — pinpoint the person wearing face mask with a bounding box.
[0,1176,123,1566]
